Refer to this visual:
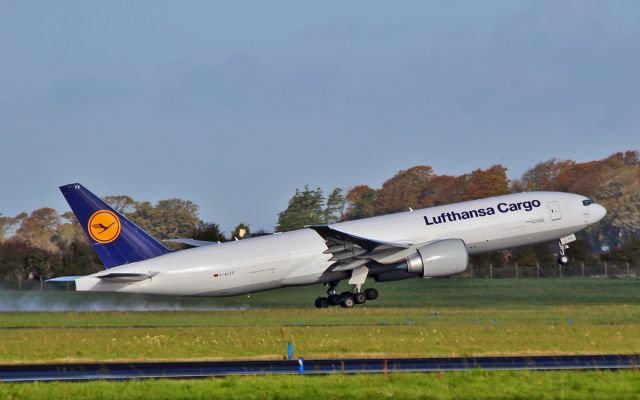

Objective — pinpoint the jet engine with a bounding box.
[398,239,468,278]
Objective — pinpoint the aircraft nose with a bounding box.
[592,203,607,222]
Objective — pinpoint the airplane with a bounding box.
[49,183,607,308]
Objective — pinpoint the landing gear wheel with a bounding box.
[558,255,569,265]
[314,297,329,308]
[328,294,342,306]
[364,288,379,300]
[341,295,355,308]
[354,292,367,304]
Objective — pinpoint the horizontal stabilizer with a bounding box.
[96,272,158,282]
[46,276,82,282]
[164,238,219,247]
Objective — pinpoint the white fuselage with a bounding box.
[75,191,606,296]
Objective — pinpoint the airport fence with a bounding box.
[0,280,71,291]
[0,262,638,292]
[463,261,637,279]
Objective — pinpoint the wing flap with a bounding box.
[308,225,414,272]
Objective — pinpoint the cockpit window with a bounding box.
[582,199,593,206]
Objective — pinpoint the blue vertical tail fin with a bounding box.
[60,183,171,269]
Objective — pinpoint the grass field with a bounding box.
[0,278,639,363]
[1,278,640,399]
[1,371,640,399]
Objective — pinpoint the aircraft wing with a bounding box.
[308,225,423,272]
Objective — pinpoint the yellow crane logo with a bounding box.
[88,210,121,244]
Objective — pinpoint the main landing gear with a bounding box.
[314,286,379,309]
[314,269,380,309]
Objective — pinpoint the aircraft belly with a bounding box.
[76,251,327,297]
[466,224,586,254]
[75,276,156,293]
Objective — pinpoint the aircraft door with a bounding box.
[548,201,562,221]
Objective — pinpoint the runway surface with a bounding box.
[0,322,425,330]
[1,354,638,382]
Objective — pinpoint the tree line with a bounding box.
[275,151,640,268]
[0,197,246,282]
[1,150,639,282]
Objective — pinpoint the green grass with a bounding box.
[0,279,640,363]
[6,277,640,312]
[2,279,640,399]
[1,371,640,399]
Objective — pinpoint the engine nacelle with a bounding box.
[402,239,468,278]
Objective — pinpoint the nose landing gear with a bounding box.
[557,235,576,265]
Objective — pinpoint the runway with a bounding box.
[0,322,439,330]
[1,354,638,382]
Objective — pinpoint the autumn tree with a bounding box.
[374,166,433,214]
[1,193,218,279]
[587,152,640,247]
[418,175,462,207]
[370,164,508,215]
[514,151,640,254]
[14,208,61,253]
[515,159,575,191]
[460,165,510,200]
[344,185,376,220]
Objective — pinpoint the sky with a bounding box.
[1,0,639,233]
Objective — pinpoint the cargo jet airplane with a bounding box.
[50,184,606,308]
